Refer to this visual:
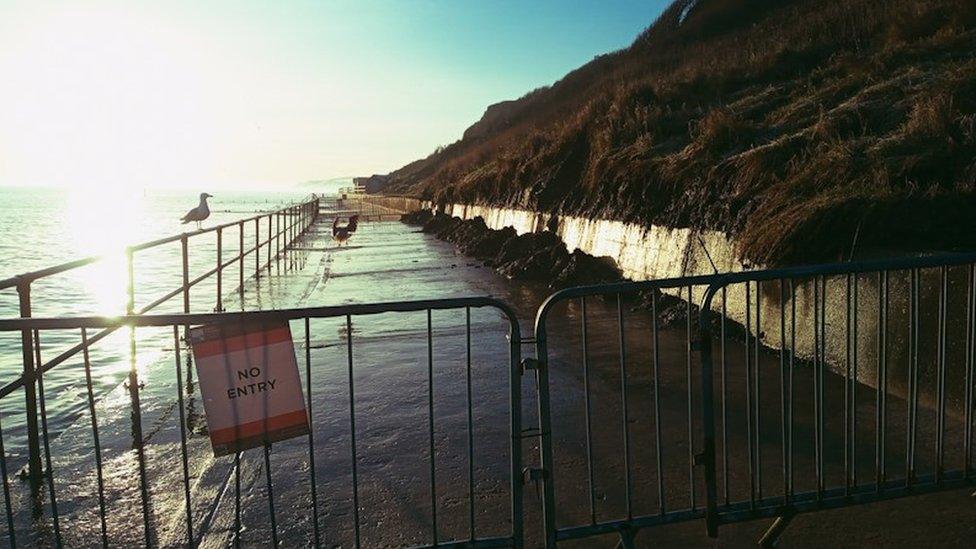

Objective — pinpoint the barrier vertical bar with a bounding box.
[699,283,721,538]
[427,309,438,545]
[304,319,321,546]
[128,332,152,543]
[617,295,633,519]
[31,333,61,548]
[346,314,361,548]
[745,281,755,508]
[652,291,665,515]
[755,282,762,502]
[81,328,109,548]
[967,265,976,477]
[721,286,728,507]
[907,268,919,485]
[233,452,241,548]
[789,278,796,499]
[876,270,887,492]
[852,275,859,488]
[813,276,821,501]
[172,327,194,545]
[263,445,278,546]
[846,274,853,494]
[686,285,696,510]
[937,266,948,482]
[0,411,15,548]
[818,277,826,496]
[781,279,790,499]
[465,307,476,539]
[580,297,596,523]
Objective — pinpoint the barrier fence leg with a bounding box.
[758,511,795,548]
[616,526,636,549]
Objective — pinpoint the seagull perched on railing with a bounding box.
[181,193,213,229]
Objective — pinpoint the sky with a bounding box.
[0,0,669,191]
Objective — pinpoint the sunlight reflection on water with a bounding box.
[0,186,311,456]
[64,187,142,316]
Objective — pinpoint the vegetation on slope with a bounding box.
[381,0,976,265]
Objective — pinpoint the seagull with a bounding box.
[181,192,213,229]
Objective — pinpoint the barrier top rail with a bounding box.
[0,296,515,332]
[534,250,976,328]
[0,197,317,290]
[0,296,520,403]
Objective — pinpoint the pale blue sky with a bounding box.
[0,0,669,190]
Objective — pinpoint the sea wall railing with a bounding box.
[0,197,319,493]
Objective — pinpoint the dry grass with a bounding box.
[382,0,976,265]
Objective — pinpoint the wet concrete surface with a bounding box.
[3,218,975,547]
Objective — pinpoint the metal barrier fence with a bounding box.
[3,237,976,546]
[697,254,976,546]
[0,297,523,547]
[336,196,414,222]
[532,273,718,547]
[0,197,319,496]
[532,253,976,547]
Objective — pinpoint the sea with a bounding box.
[0,186,312,449]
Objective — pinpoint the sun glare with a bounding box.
[0,4,223,190]
[64,187,146,315]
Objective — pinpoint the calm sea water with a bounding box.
[0,186,311,448]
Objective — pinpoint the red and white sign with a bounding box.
[189,320,309,456]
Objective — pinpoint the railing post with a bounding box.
[698,284,721,538]
[215,227,223,312]
[17,280,43,495]
[255,217,261,280]
[181,234,190,316]
[126,247,135,315]
[239,221,245,305]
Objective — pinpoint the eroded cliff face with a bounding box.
[379,0,976,266]
[409,199,966,413]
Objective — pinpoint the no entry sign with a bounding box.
[189,320,309,456]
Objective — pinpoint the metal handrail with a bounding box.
[0,196,320,492]
[0,199,314,290]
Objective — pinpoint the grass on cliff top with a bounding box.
[383,0,976,266]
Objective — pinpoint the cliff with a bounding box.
[378,0,976,265]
